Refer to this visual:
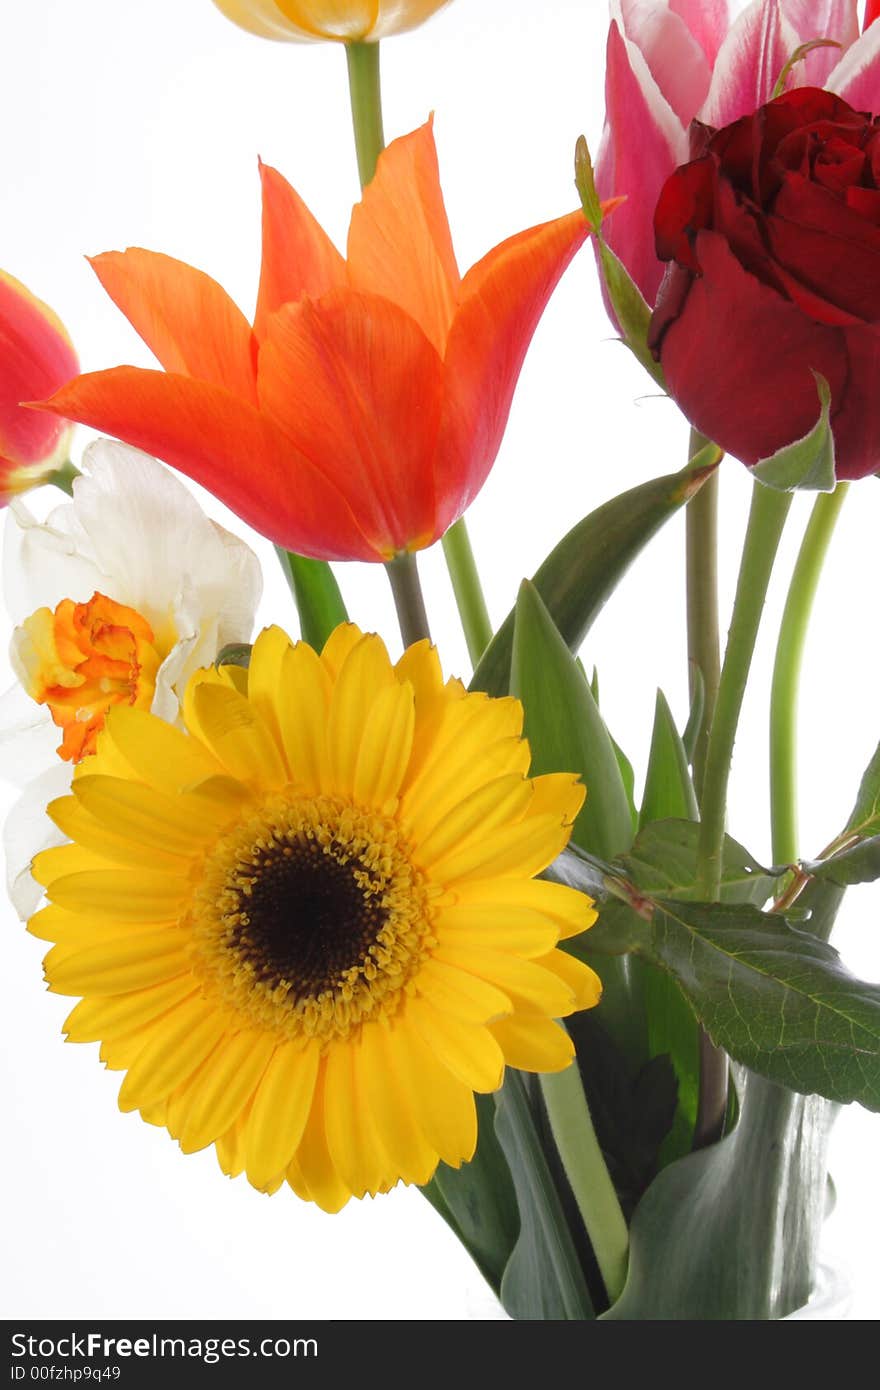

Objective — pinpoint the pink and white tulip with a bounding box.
[595,1,880,308]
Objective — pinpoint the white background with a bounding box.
[1,0,878,1320]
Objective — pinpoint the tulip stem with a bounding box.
[346,42,385,188]
[386,550,432,647]
[540,1058,629,1307]
[697,481,792,901]
[685,429,720,800]
[441,518,494,666]
[692,479,791,1150]
[770,483,849,865]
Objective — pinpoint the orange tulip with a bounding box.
[0,271,79,504]
[44,122,592,561]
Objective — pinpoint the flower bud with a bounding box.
[210,0,452,43]
[0,270,79,503]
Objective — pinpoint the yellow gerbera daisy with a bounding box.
[30,623,601,1212]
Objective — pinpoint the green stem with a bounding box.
[275,547,348,650]
[385,551,431,647]
[697,482,792,901]
[441,518,494,666]
[770,483,849,865]
[692,480,791,1150]
[685,430,720,801]
[45,459,79,496]
[346,42,385,188]
[540,1062,629,1305]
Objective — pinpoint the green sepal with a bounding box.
[494,1072,595,1319]
[752,374,836,492]
[274,548,348,650]
[574,134,665,388]
[472,463,718,700]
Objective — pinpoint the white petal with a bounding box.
[0,683,60,788]
[4,762,72,920]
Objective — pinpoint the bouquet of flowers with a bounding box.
[3,0,880,1324]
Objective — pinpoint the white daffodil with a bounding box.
[1,437,262,916]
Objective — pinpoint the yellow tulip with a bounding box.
[210,0,452,43]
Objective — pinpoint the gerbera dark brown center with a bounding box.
[192,793,433,1043]
[228,836,388,996]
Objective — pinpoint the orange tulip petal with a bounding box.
[254,161,348,341]
[257,291,443,556]
[89,250,258,404]
[348,119,460,354]
[433,210,589,534]
[0,269,78,469]
[43,367,380,560]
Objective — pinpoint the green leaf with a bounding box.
[494,1072,595,1319]
[471,463,718,700]
[423,1094,519,1295]
[808,834,880,887]
[215,642,252,670]
[511,581,633,861]
[274,548,348,649]
[844,735,880,838]
[647,899,880,1109]
[639,690,699,827]
[752,374,836,493]
[621,819,778,906]
[681,666,705,766]
[602,1069,833,1319]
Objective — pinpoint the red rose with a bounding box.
[648,87,880,481]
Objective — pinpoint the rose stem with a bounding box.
[770,483,848,866]
[386,550,432,646]
[686,429,721,796]
[684,429,728,1147]
[540,1055,629,1305]
[347,41,491,667]
[692,479,792,1148]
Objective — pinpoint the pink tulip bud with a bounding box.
[0,270,79,504]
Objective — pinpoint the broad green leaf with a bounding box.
[621,820,778,906]
[602,1069,834,1319]
[274,548,348,650]
[423,1094,519,1295]
[511,581,633,861]
[494,1072,595,1319]
[648,900,880,1109]
[808,834,880,888]
[752,374,836,492]
[471,464,718,700]
[639,690,699,827]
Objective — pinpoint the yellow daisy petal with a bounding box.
[117,997,227,1111]
[326,633,395,796]
[243,625,292,762]
[352,681,415,809]
[433,944,577,1017]
[388,1019,477,1167]
[63,977,199,1042]
[409,998,505,1093]
[277,640,332,794]
[291,1069,352,1213]
[324,1038,390,1197]
[186,682,287,788]
[490,1016,576,1072]
[177,1030,277,1154]
[244,1039,320,1190]
[48,792,192,872]
[357,1022,437,1187]
[535,949,603,1011]
[416,957,512,1024]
